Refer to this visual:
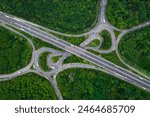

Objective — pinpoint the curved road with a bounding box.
[1,11,150,92]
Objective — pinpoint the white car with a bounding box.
[20,28,25,31]
[51,66,55,69]
[5,15,10,18]
[70,44,75,47]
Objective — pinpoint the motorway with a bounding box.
[1,11,150,92]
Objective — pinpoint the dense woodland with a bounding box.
[0,73,57,99]
[0,26,32,74]
[57,68,150,99]
[119,26,150,76]
[106,0,150,29]
[0,0,99,34]
[0,0,150,99]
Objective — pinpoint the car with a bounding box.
[70,44,75,47]
[5,15,10,18]
[51,66,55,69]
[20,28,25,31]
[18,71,22,74]
[142,87,146,90]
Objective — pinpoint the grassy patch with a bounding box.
[88,49,128,69]
[57,68,150,100]
[106,0,150,29]
[87,39,100,47]
[39,52,51,72]
[56,35,86,46]
[114,30,120,38]
[101,51,127,68]
[63,55,91,65]
[0,73,57,100]
[17,27,85,50]
[51,55,62,63]
[100,30,112,50]
[30,36,62,50]
[0,26,32,74]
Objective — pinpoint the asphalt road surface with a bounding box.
[0,11,150,92]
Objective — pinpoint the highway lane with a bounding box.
[1,12,150,91]
[70,53,150,89]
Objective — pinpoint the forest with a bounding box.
[0,26,32,74]
[57,68,150,100]
[106,0,150,29]
[119,26,150,76]
[0,0,150,99]
[0,73,57,100]
[0,0,99,34]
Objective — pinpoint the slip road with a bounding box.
[0,11,150,92]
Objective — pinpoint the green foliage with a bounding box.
[39,52,51,72]
[29,35,62,50]
[100,30,112,50]
[56,35,86,46]
[64,55,83,64]
[0,0,99,34]
[0,73,57,100]
[114,30,120,38]
[87,39,100,47]
[63,55,91,65]
[0,26,32,74]
[1,0,149,99]
[119,26,150,75]
[51,55,62,63]
[101,51,127,68]
[106,0,150,29]
[88,50,129,70]
[22,30,84,50]
[57,68,150,100]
